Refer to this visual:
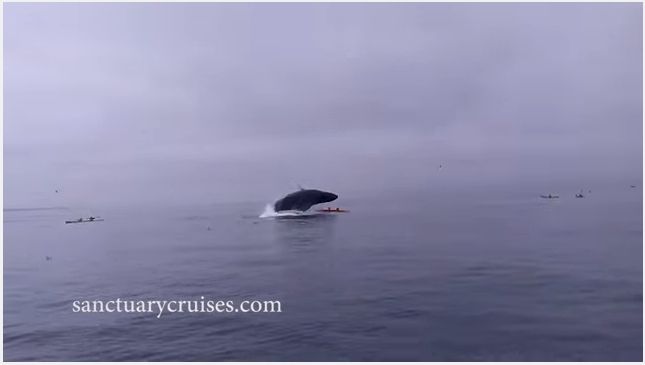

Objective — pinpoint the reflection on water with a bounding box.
[272,214,338,247]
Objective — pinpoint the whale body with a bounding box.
[274,189,338,212]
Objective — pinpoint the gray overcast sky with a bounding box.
[4,3,642,208]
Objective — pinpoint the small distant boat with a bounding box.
[540,194,559,199]
[65,217,104,224]
[316,207,350,213]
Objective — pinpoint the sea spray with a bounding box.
[259,203,316,218]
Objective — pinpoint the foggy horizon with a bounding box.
[4,3,642,208]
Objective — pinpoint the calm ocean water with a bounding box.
[4,185,642,361]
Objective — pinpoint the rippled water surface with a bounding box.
[4,187,642,361]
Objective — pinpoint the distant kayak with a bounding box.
[316,208,350,213]
[65,218,104,224]
[540,194,559,199]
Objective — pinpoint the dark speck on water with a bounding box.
[3,187,642,361]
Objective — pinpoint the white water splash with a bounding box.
[259,203,316,218]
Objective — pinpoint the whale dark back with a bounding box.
[274,189,338,212]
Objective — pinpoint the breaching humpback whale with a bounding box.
[274,189,338,212]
